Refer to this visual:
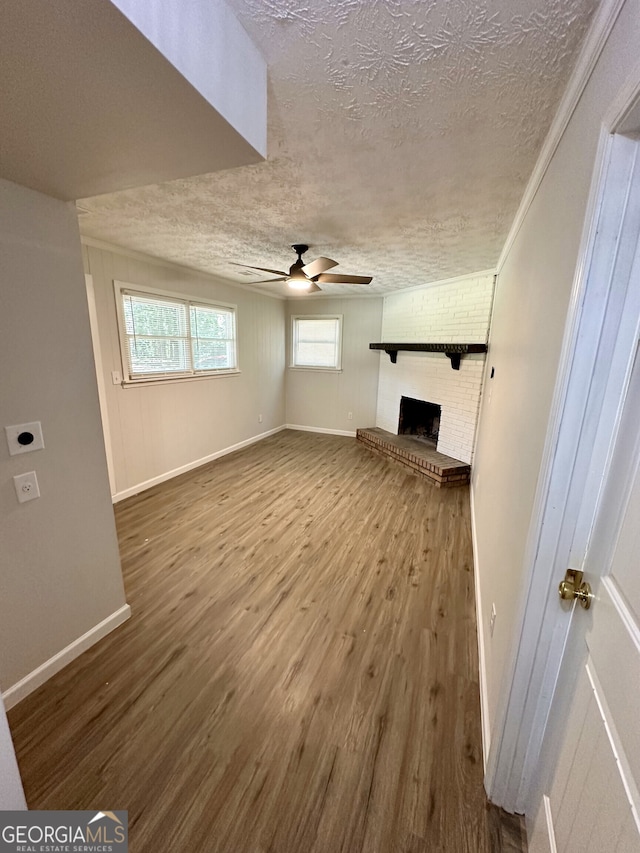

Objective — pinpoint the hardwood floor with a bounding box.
[8,430,525,852]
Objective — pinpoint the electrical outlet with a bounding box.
[13,471,40,503]
[490,603,497,637]
[111,370,122,385]
[347,412,353,420]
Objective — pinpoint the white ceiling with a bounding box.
[79,0,598,296]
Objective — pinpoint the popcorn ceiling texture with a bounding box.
[79,0,597,295]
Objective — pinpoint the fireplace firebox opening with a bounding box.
[398,396,441,444]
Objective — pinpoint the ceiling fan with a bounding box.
[236,244,373,293]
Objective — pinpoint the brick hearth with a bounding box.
[356,427,470,488]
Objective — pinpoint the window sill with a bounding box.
[121,369,241,388]
[288,366,343,373]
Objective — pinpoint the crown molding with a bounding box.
[382,268,496,297]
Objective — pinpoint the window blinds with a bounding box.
[121,290,236,380]
[293,317,341,368]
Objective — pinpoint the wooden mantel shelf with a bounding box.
[369,342,487,369]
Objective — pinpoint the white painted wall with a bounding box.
[0,180,127,696]
[285,297,383,433]
[375,272,495,463]
[472,0,640,774]
[83,242,287,499]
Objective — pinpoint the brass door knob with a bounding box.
[558,569,593,610]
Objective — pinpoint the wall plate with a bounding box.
[13,471,40,503]
[5,422,45,456]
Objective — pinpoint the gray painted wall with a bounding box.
[0,180,127,693]
[285,297,383,432]
[84,243,287,499]
[472,0,640,742]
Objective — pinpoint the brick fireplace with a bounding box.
[398,396,441,443]
[375,352,484,464]
[356,426,470,487]
[357,272,494,483]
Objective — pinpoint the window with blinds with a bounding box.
[116,284,237,382]
[291,315,342,370]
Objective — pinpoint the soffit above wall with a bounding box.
[0,0,266,201]
[77,0,598,294]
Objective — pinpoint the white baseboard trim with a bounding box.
[285,424,357,437]
[112,426,286,503]
[2,604,131,710]
[470,481,491,772]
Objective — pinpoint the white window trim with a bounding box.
[114,281,240,384]
[290,314,343,371]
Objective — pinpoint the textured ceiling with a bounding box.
[79,0,597,296]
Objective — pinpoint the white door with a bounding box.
[531,340,640,852]
[0,692,26,809]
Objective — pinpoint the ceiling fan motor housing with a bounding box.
[237,244,371,290]
[289,244,309,276]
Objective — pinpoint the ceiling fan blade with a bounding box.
[315,273,373,285]
[307,282,322,293]
[301,256,338,278]
[234,263,288,277]
[247,277,287,283]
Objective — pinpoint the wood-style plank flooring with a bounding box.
[9,431,525,852]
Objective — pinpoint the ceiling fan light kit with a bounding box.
[287,276,311,290]
[236,244,373,293]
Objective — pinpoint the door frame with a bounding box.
[0,691,26,809]
[486,62,640,813]
[85,273,116,496]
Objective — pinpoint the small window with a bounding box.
[115,282,237,382]
[291,315,342,370]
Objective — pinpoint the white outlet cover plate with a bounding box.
[5,422,44,456]
[13,471,40,503]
